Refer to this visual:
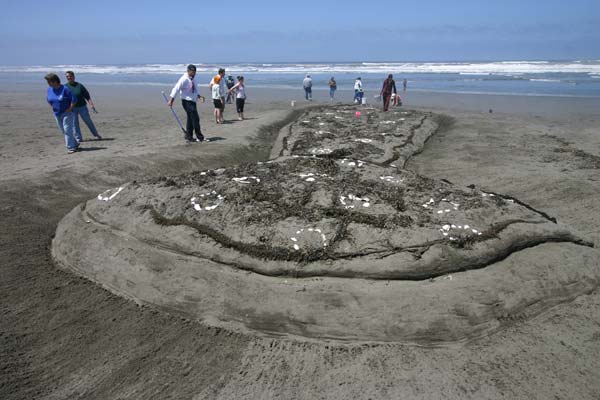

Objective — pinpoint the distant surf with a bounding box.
[2,60,599,98]
[2,60,600,75]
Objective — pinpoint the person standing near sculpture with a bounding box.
[303,74,313,101]
[229,76,247,120]
[354,77,363,104]
[225,75,235,104]
[65,71,102,141]
[380,74,397,112]
[211,75,224,124]
[45,73,79,153]
[167,64,205,143]
[328,77,337,100]
[209,68,227,123]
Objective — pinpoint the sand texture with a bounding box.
[2,86,600,399]
[51,105,597,345]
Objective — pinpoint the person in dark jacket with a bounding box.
[380,74,397,112]
[65,71,102,141]
[45,73,79,153]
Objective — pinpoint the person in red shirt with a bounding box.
[380,74,397,112]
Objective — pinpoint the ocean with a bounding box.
[2,60,600,98]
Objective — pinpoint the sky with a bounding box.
[1,0,599,64]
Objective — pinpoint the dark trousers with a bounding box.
[304,87,312,100]
[382,93,392,111]
[181,100,203,140]
[236,98,245,113]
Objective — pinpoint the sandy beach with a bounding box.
[1,83,600,399]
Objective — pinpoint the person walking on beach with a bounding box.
[45,73,79,153]
[209,68,227,122]
[380,74,397,112]
[354,77,363,104]
[212,75,224,124]
[167,64,205,143]
[329,77,337,100]
[225,75,235,104]
[229,76,247,120]
[403,78,407,91]
[65,71,102,141]
[303,74,313,101]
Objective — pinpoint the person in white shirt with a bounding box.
[209,68,227,123]
[354,77,364,104]
[167,64,205,142]
[211,75,223,124]
[228,75,246,120]
[302,74,313,101]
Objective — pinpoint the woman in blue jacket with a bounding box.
[45,73,79,153]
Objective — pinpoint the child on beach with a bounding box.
[209,68,227,122]
[212,75,223,124]
[229,76,246,120]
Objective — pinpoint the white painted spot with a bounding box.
[380,176,403,184]
[339,159,366,168]
[292,227,328,248]
[340,193,372,209]
[311,148,334,155]
[232,176,260,184]
[190,192,225,212]
[97,186,125,202]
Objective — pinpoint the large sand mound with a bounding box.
[52,106,599,344]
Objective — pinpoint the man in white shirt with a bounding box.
[209,68,227,123]
[168,64,205,142]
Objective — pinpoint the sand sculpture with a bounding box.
[53,105,599,344]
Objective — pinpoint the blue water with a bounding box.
[2,61,600,97]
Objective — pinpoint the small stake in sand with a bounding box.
[161,91,187,136]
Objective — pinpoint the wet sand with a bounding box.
[1,84,600,399]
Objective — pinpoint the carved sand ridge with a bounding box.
[52,106,599,345]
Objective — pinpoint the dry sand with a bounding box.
[1,84,600,399]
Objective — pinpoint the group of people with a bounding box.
[303,74,407,111]
[45,65,408,153]
[46,64,248,152]
[167,65,247,143]
[45,71,102,153]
